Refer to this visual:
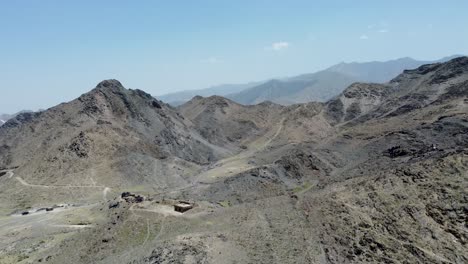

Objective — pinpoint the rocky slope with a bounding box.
[0,58,467,264]
[0,110,34,126]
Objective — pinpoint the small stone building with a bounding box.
[174,201,193,213]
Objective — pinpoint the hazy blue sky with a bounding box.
[1,0,468,113]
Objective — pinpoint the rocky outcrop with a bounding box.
[67,131,91,158]
[325,83,390,124]
[121,192,144,203]
[275,149,332,178]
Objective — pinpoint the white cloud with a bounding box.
[359,35,369,40]
[266,41,290,51]
[378,29,389,33]
[200,57,221,64]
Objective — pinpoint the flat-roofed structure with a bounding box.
[174,202,193,213]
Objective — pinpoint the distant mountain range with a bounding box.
[226,71,356,105]
[157,55,463,106]
[156,82,264,106]
[323,55,460,83]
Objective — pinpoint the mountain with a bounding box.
[0,79,229,202]
[227,71,357,105]
[0,58,467,263]
[225,55,463,105]
[156,81,264,106]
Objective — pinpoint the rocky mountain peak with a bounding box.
[95,79,125,90]
[204,95,233,105]
[77,79,164,118]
